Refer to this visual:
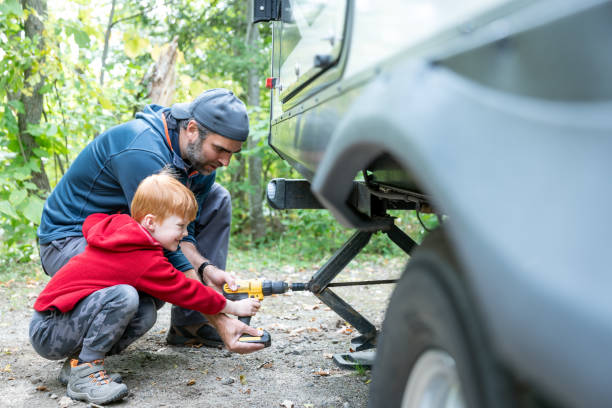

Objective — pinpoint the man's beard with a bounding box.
[184,138,211,174]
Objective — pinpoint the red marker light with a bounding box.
[266,77,277,89]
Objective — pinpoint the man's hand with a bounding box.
[180,241,236,291]
[205,264,236,291]
[206,313,265,354]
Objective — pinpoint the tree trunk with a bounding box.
[100,0,116,86]
[246,0,265,241]
[147,37,179,105]
[19,0,50,192]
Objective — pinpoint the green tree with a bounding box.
[246,0,265,240]
[160,0,272,240]
[18,0,50,191]
[0,0,151,262]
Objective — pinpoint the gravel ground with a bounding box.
[0,257,405,408]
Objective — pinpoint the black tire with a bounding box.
[368,229,515,408]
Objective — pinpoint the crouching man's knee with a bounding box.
[135,295,160,333]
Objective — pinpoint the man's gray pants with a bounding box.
[36,183,231,355]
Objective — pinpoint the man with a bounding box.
[37,88,259,358]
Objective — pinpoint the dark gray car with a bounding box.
[254,0,612,406]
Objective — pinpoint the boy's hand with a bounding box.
[222,298,261,317]
[205,314,265,354]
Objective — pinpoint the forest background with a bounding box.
[0,0,437,278]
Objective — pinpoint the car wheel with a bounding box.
[368,229,515,408]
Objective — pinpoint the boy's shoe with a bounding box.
[166,323,223,347]
[58,357,123,385]
[66,359,128,405]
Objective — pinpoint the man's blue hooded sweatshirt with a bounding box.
[37,105,215,272]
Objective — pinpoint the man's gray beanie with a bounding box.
[170,88,249,141]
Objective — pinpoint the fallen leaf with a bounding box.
[313,370,330,376]
[336,327,354,335]
[302,304,319,311]
[267,323,289,331]
[36,385,49,391]
[289,327,308,336]
[0,279,14,288]
[280,400,294,408]
[258,362,273,369]
[239,375,247,385]
[158,329,167,334]
[8,377,15,381]
[1,364,11,372]
[216,377,222,381]
[187,379,196,386]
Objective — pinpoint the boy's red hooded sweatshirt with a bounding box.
[34,213,226,314]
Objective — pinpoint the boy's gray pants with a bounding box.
[30,285,153,361]
[35,183,231,357]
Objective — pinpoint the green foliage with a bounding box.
[0,0,149,262]
[353,363,368,376]
[230,206,441,268]
[0,1,46,262]
[0,0,440,275]
[0,157,45,265]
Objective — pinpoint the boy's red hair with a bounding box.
[130,170,197,223]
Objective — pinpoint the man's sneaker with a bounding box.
[66,359,128,405]
[58,358,122,385]
[166,323,223,347]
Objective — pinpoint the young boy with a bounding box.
[29,172,261,405]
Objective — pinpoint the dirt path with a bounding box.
[0,258,404,408]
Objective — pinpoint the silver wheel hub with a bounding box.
[401,349,466,408]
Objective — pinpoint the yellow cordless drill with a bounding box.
[222,279,306,347]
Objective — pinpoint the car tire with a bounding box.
[368,229,516,408]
